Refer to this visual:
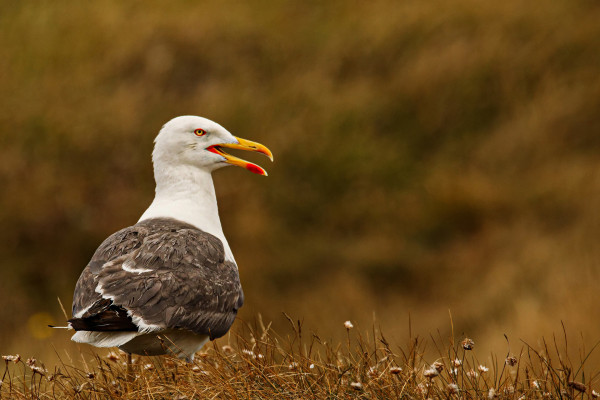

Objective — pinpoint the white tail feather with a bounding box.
[71,331,139,347]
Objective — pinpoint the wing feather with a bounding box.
[70,218,243,339]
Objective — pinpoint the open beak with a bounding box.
[207,137,274,176]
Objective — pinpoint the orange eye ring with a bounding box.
[194,128,207,136]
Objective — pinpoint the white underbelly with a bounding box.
[72,330,209,361]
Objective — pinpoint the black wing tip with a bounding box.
[68,308,139,332]
[48,324,71,329]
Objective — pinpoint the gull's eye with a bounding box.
[194,128,207,136]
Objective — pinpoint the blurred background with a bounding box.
[1,0,599,364]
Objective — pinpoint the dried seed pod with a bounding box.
[447,383,459,395]
[466,369,479,378]
[461,338,475,350]
[390,366,402,375]
[31,366,47,375]
[2,355,21,363]
[424,368,439,378]
[432,361,444,372]
[505,356,518,367]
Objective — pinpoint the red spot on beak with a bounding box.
[246,163,266,175]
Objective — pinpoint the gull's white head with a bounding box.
[153,115,273,175]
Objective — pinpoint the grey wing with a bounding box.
[72,223,147,318]
[70,218,244,340]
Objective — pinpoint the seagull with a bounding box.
[67,116,273,361]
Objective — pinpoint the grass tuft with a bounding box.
[2,318,598,399]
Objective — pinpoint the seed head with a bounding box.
[390,366,402,375]
[488,388,498,399]
[344,321,354,330]
[417,382,430,395]
[350,382,363,390]
[31,365,47,375]
[505,356,518,367]
[424,367,439,378]
[447,383,459,395]
[432,361,444,372]
[466,369,479,378]
[461,338,475,350]
[2,354,21,363]
[591,389,599,398]
[453,358,462,367]
[106,352,119,362]
[478,365,489,373]
[26,358,36,367]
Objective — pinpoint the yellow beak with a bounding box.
[207,137,274,176]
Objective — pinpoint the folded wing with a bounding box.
[70,218,244,340]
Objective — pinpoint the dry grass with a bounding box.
[2,318,600,399]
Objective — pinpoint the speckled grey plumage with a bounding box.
[70,217,244,340]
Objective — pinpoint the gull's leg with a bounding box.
[126,353,133,382]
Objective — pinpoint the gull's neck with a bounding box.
[138,164,235,263]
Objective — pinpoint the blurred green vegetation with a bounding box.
[1,0,599,361]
